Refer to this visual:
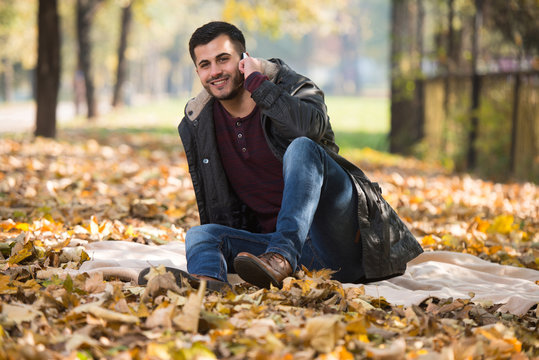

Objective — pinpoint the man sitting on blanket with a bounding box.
[139,21,423,291]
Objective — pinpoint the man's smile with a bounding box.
[210,76,229,88]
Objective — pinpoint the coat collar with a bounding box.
[184,58,280,121]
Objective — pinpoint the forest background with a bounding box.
[0,0,538,359]
[1,0,537,181]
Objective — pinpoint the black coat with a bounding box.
[178,58,423,281]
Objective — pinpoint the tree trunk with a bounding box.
[35,0,60,138]
[339,32,360,95]
[442,0,455,153]
[467,0,482,169]
[112,1,133,108]
[509,68,521,174]
[1,58,13,102]
[389,0,423,154]
[415,0,425,141]
[76,0,101,119]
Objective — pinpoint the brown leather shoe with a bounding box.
[233,252,293,289]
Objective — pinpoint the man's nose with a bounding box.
[210,63,222,78]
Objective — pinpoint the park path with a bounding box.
[0,101,113,133]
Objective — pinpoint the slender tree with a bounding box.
[467,0,482,169]
[77,0,102,119]
[1,58,13,102]
[35,0,60,138]
[441,0,455,153]
[112,1,134,108]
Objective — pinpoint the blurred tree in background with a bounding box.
[76,0,104,119]
[1,0,389,136]
[0,0,536,181]
[111,0,134,108]
[389,0,538,181]
[35,0,60,138]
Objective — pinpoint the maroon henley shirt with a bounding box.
[213,72,284,233]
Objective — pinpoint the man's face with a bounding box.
[194,34,244,101]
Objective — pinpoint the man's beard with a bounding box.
[205,70,244,100]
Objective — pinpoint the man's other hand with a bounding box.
[239,54,263,79]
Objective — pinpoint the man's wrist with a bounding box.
[244,72,269,93]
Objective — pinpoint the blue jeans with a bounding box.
[185,137,365,283]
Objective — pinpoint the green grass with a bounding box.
[62,96,390,151]
[326,96,389,152]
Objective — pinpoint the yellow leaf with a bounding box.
[488,215,516,235]
[179,342,217,359]
[79,249,90,264]
[8,244,33,265]
[15,222,30,232]
[474,216,490,233]
[136,302,150,318]
[319,346,354,360]
[146,343,172,360]
[442,234,460,249]
[0,219,16,231]
[0,274,17,294]
[346,317,369,334]
[125,225,136,237]
[486,245,503,255]
[20,279,41,292]
[421,234,437,246]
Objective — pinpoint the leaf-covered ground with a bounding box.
[0,129,537,359]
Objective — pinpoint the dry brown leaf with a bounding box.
[303,315,344,353]
[71,301,139,324]
[141,271,182,302]
[0,303,44,326]
[244,318,277,338]
[145,303,175,329]
[173,280,206,333]
[84,271,107,293]
[1,131,537,359]
[365,338,406,359]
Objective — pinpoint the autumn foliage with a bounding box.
[0,129,537,359]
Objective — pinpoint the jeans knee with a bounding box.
[284,137,319,163]
[185,224,222,253]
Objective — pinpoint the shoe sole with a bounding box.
[138,266,230,292]
[233,256,281,289]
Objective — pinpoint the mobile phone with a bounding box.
[242,53,248,59]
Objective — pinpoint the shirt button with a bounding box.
[236,121,241,127]
[237,133,243,139]
[202,158,209,164]
[242,148,247,152]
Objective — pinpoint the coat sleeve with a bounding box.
[249,72,329,143]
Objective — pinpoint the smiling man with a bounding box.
[151,21,423,291]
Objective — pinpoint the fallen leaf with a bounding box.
[71,301,139,324]
[173,280,206,333]
[303,315,344,353]
[0,303,44,326]
[365,337,406,359]
[84,272,106,293]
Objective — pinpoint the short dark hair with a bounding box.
[189,21,246,63]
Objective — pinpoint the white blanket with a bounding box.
[75,241,539,315]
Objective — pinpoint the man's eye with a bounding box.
[218,57,228,63]
[199,63,209,69]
